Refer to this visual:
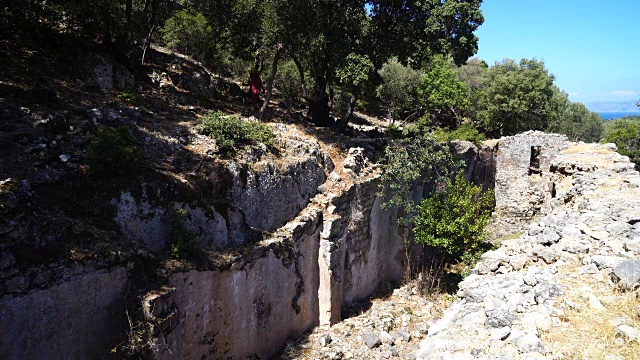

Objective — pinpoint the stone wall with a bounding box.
[0,267,128,360]
[147,208,322,359]
[493,131,568,231]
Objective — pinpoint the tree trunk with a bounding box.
[141,23,156,65]
[125,0,132,42]
[291,55,308,101]
[259,44,284,121]
[310,74,332,127]
[336,94,356,129]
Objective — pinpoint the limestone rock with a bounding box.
[611,260,640,290]
[363,333,381,349]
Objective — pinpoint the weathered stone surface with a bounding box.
[364,333,381,349]
[0,268,128,359]
[611,260,640,290]
[151,210,322,360]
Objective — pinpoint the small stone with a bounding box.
[59,154,71,162]
[363,333,381,349]
[491,326,511,340]
[615,324,639,343]
[515,333,546,354]
[319,334,332,347]
[578,263,599,275]
[380,331,394,345]
[611,260,640,290]
[585,293,605,310]
[395,330,411,342]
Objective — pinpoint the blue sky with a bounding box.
[475,0,640,104]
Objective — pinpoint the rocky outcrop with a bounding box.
[0,267,128,360]
[147,208,323,359]
[113,126,332,252]
[416,141,640,359]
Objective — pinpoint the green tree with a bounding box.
[413,171,494,257]
[161,10,213,62]
[418,55,471,128]
[480,58,557,137]
[547,101,603,143]
[368,0,484,67]
[603,118,640,169]
[335,53,374,126]
[455,57,488,120]
[376,57,422,123]
[379,133,456,223]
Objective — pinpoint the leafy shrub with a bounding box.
[274,60,301,104]
[414,172,494,259]
[116,91,138,105]
[376,57,422,122]
[167,209,198,260]
[432,122,486,144]
[161,10,215,62]
[379,133,456,223]
[603,118,640,169]
[201,111,275,155]
[88,127,139,178]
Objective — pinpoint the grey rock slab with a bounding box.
[363,333,381,349]
[611,260,640,290]
[514,333,546,354]
[480,250,511,272]
[590,255,626,270]
[533,282,564,304]
[485,296,514,328]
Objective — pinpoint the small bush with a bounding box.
[432,122,486,144]
[167,209,198,260]
[603,118,640,170]
[414,172,494,259]
[275,60,301,104]
[88,127,139,178]
[201,111,275,155]
[116,91,138,105]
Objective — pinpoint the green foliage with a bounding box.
[161,10,214,62]
[379,132,456,223]
[480,58,557,137]
[88,127,139,178]
[432,122,486,144]
[336,53,374,92]
[167,209,198,260]
[547,101,603,142]
[603,118,640,169]
[413,172,494,257]
[116,91,138,105]
[368,0,484,67]
[377,57,422,122]
[418,55,471,128]
[274,60,301,104]
[201,111,275,155]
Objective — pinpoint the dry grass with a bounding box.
[562,144,614,155]
[542,265,640,360]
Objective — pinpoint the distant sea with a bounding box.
[598,111,640,120]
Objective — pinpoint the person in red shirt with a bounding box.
[247,67,263,114]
